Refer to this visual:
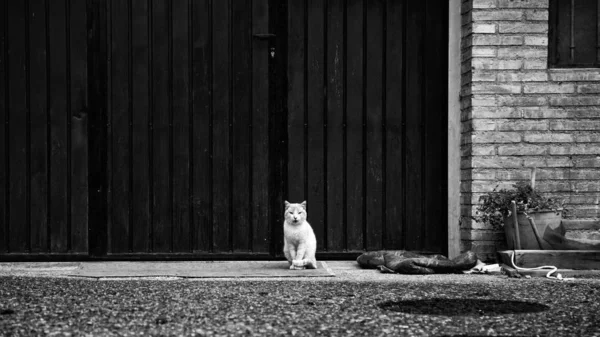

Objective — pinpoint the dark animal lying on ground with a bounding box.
[357,250,479,274]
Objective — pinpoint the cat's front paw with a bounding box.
[291,260,306,270]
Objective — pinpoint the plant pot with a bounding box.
[503,210,563,250]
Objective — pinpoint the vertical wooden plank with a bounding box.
[404,1,424,250]
[0,0,7,253]
[152,0,171,252]
[88,0,109,257]
[27,0,49,253]
[70,0,88,252]
[384,0,404,250]
[346,0,364,251]
[172,0,190,252]
[306,0,325,249]
[29,0,48,253]
[131,0,150,253]
[365,0,384,251]
[231,0,251,252]
[212,0,231,252]
[48,0,69,253]
[191,0,211,252]
[326,0,344,252]
[423,1,448,253]
[251,0,269,253]
[7,0,28,252]
[287,0,306,202]
[110,0,130,253]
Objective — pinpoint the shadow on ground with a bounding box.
[378,298,550,316]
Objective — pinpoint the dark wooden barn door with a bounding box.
[0,0,89,257]
[285,0,448,254]
[92,0,275,257]
[1,0,448,260]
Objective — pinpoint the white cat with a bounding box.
[283,201,317,270]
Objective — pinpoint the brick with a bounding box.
[496,120,548,131]
[524,9,549,20]
[473,0,498,9]
[534,181,573,193]
[497,95,547,106]
[472,47,497,57]
[573,181,600,192]
[472,23,497,33]
[496,169,536,180]
[497,47,547,58]
[549,70,600,82]
[464,168,497,180]
[549,194,599,204]
[523,59,547,69]
[498,0,549,8]
[577,84,600,94]
[524,36,548,46]
[575,133,600,142]
[550,120,600,130]
[472,10,523,21]
[538,169,600,180]
[472,131,522,143]
[541,157,575,168]
[499,23,548,33]
[549,144,600,155]
[523,83,576,94]
[461,61,473,74]
[574,158,600,168]
[472,59,522,69]
[568,209,600,218]
[520,107,561,119]
[471,156,524,168]
[521,108,600,119]
[472,83,522,94]
[550,96,600,106]
[461,86,472,97]
[469,181,515,192]
[472,95,497,106]
[524,133,574,143]
[472,71,497,81]
[471,106,521,118]
[472,145,497,156]
[497,144,548,155]
[473,35,523,46]
[496,71,548,82]
[471,119,498,131]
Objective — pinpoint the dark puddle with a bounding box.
[379,298,549,316]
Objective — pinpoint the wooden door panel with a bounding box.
[286,0,448,254]
[103,0,272,256]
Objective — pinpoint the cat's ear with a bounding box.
[300,201,307,210]
[284,201,290,209]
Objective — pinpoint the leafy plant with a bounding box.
[475,182,566,230]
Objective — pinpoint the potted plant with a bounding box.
[475,180,567,250]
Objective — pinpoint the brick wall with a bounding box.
[460,0,600,261]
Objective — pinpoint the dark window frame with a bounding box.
[549,0,600,68]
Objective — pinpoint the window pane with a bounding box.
[573,0,598,64]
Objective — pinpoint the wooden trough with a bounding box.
[498,219,600,271]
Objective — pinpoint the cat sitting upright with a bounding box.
[283,201,317,270]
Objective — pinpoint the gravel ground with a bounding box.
[1,276,599,336]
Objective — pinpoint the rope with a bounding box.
[509,250,574,281]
